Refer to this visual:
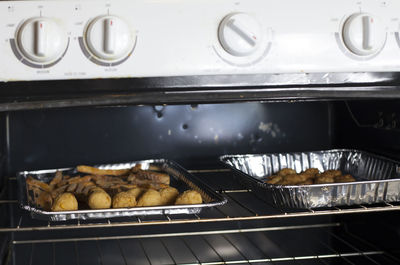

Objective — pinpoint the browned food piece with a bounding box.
[75,181,95,194]
[314,174,335,184]
[51,193,78,211]
[77,165,130,176]
[119,184,137,190]
[266,168,355,186]
[67,176,81,184]
[298,179,314,185]
[56,175,71,188]
[127,175,170,188]
[36,191,53,210]
[130,164,142,173]
[281,173,310,185]
[136,170,170,185]
[335,174,356,183]
[175,190,203,205]
[90,187,105,193]
[50,185,68,199]
[137,189,163,206]
[266,175,282,184]
[66,183,78,192]
[148,165,163,172]
[324,170,342,178]
[112,192,137,208]
[127,175,146,184]
[74,182,96,201]
[277,168,296,176]
[160,187,179,205]
[304,168,319,177]
[299,173,315,180]
[127,187,145,198]
[275,179,290,185]
[138,183,169,190]
[26,176,51,192]
[65,176,80,184]
[82,185,98,196]
[104,184,138,196]
[90,175,109,182]
[88,188,111,209]
[95,177,126,189]
[49,171,63,188]
[68,175,92,184]
[107,184,127,197]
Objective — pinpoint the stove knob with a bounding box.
[16,17,68,63]
[85,15,135,62]
[342,13,386,56]
[218,13,262,56]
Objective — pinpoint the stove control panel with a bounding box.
[1,0,400,81]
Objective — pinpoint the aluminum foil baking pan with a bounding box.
[17,159,227,221]
[220,149,400,208]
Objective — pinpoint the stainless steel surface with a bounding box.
[220,149,400,208]
[3,85,400,112]
[7,223,399,265]
[2,169,400,232]
[17,160,227,221]
[1,72,400,112]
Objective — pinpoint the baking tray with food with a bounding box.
[17,159,227,221]
[220,149,400,208]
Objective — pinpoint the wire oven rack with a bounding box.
[2,168,400,232]
[7,223,400,265]
[2,167,400,264]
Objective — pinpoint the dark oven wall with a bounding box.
[6,101,333,175]
[334,100,400,160]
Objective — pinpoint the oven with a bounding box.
[2,0,400,264]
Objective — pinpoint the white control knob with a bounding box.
[218,13,262,56]
[85,15,135,62]
[16,17,68,63]
[342,13,386,56]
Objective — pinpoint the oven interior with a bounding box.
[1,99,400,265]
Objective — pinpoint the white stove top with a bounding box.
[1,0,400,81]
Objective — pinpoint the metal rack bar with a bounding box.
[241,233,273,261]
[12,223,339,244]
[181,238,201,264]
[95,240,104,265]
[221,234,250,263]
[200,235,226,264]
[138,239,152,265]
[28,243,33,265]
[115,240,128,265]
[73,241,79,265]
[188,169,232,173]
[0,200,17,204]
[160,239,178,265]
[2,201,400,233]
